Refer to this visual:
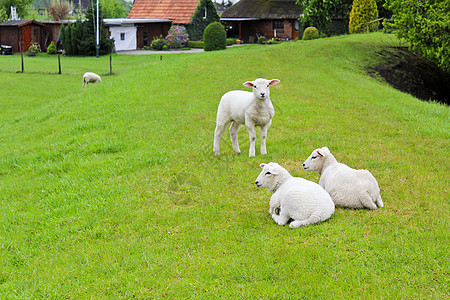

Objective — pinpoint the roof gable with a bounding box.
[0,20,46,27]
[127,0,200,24]
[221,0,302,20]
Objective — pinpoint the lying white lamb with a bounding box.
[214,78,280,157]
[303,147,384,209]
[255,162,335,228]
[82,72,102,88]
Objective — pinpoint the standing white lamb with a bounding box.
[214,78,280,157]
[255,162,335,228]
[82,72,102,89]
[302,147,384,209]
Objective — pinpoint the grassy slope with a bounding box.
[0,33,448,298]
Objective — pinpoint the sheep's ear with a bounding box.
[243,81,254,88]
[260,163,266,168]
[317,150,324,157]
[269,79,280,86]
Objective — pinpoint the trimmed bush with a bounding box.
[187,40,204,48]
[349,0,379,34]
[203,22,226,51]
[303,27,320,40]
[258,36,267,44]
[47,41,57,54]
[226,38,236,46]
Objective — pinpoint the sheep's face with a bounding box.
[303,147,329,172]
[255,162,280,189]
[244,78,280,100]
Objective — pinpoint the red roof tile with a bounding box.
[127,0,200,24]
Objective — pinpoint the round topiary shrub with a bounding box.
[203,22,226,51]
[349,0,379,34]
[302,27,320,40]
[47,41,57,54]
[258,36,266,44]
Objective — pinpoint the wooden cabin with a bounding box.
[0,20,46,53]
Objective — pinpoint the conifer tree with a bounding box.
[186,0,220,41]
[349,0,379,33]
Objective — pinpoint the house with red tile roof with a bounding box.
[127,0,221,41]
[127,0,201,24]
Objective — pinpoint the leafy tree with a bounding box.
[0,7,7,22]
[100,0,127,18]
[296,0,353,34]
[0,0,34,19]
[384,0,449,71]
[349,0,379,33]
[186,0,220,41]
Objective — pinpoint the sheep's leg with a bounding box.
[260,121,271,155]
[245,121,257,157]
[375,194,384,208]
[271,211,290,226]
[214,121,229,156]
[269,194,281,215]
[359,192,378,210]
[229,122,242,154]
[289,212,322,228]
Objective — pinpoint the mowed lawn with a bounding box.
[0,33,448,298]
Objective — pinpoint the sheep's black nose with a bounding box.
[255,181,259,185]
[260,93,265,97]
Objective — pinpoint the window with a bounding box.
[120,33,126,41]
[144,32,148,46]
[273,20,284,31]
[203,7,207,19]
[33,29,39,42]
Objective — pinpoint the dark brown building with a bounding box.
[220,0,302,43]
[0,20,46,53]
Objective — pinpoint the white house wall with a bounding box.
[110,25,137,51]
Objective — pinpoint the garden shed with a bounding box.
[104,18,173,50]
[0,20,46,53]
[220,0,302,42]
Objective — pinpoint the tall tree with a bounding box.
[385,0,449,71]
[186,0,220,41]
[348,0,379,33]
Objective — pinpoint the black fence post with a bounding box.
[58,55,61,74]
[21,53,24,73]
[110,55,112,75]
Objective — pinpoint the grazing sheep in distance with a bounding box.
[82,72,102,88]
[303,147,384,210]
[214,78,280,157]
[255,162,335,228]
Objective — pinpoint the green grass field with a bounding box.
[0,33,448,298]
